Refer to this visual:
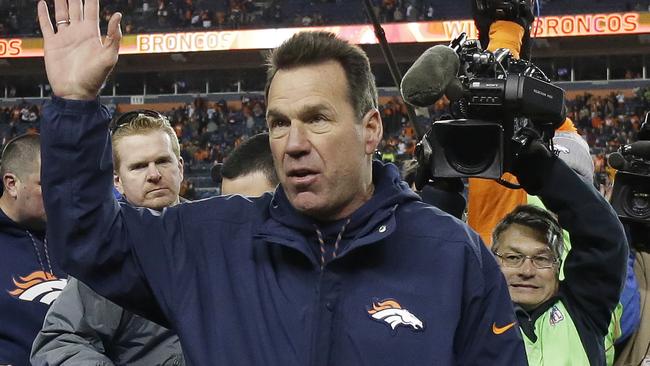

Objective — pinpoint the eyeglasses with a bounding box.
[110,109,168,134]
[494,252,559,269]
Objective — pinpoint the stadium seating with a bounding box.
[2,89,647,199]
[0,0,633,37]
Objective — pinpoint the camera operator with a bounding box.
[490,134,628,365]
[612,118,650,365]
[396,1,639,364]
[459,1,641,360]
[465,0,586,247]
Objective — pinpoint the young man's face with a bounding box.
[266,60,381,220]
[494,224,560,311]
[114,130,183,210]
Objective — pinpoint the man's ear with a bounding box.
[362,108,383,155]
[3,173,19,198]
[113,173,124,195]
[177,156,184,181]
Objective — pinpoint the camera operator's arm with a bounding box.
[419,183,466,220]
[514,143,629,340]
[472,0,533,59]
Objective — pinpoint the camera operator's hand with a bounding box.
[471,0,534,59]
[38,0,122,100]
[510,127,555,193]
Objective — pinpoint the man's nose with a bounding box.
[146,164,162,182]
[284,122,310,158]
[518,258,536,277]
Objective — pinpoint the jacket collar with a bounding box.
[0,207,45,239]
[515,293,564,342]
[255,161,420,265]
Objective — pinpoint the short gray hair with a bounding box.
[492,205,565,262]
[1,133,40,181]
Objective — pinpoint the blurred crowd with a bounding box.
[1,89,647,199]
[0,0,631,37]
[0,0,335,36]
[567,89,650,196]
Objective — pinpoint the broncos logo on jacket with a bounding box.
[367,299,425,332]
[8,270,67,305]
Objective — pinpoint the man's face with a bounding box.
[495,224,560,311]
[221,171,275,196]
[114,131,183,210]
[15,158,46,230]
[266,60,381,220]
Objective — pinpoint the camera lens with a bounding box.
[624,186,650,219]
[448,142,497,175]
[436,123,500,175]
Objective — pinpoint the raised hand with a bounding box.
[38,0,122,100]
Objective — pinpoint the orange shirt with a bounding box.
[467,119,577,246]
[592,115,603,129]
[194,149,209,162]
[467,22,578,246]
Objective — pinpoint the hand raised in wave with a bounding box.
[38,0,122,100]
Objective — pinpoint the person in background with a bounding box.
[468,2,639,362]
[490,138,627,365]
[0,133,67,366]
[31,111,186,365]
[213,132,279,196]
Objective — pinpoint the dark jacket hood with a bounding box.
[0,207,44,239]
[265,160,420,241]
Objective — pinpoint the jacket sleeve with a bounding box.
[535,158,628,337]
[30,278,120,366]
[455,235,529,365]
[40,97,191,327]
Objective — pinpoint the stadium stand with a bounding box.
[0,0,635,37]
[1,88,647,199]
[0,2,647,200]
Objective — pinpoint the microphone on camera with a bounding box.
[401,45,461,107]
[608,152,630,171]
[621,141,650,160]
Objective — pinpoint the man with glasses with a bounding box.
[491,197,627,365]
[31,111,185,365]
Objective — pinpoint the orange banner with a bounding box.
[2,11,649,58]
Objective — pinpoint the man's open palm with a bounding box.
[38,0,122,100]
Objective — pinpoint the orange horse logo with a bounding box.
[8,271,67,305]
[367,298,425,332]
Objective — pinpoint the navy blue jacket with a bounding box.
[40,97,527,365]
[0,209,66,365]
